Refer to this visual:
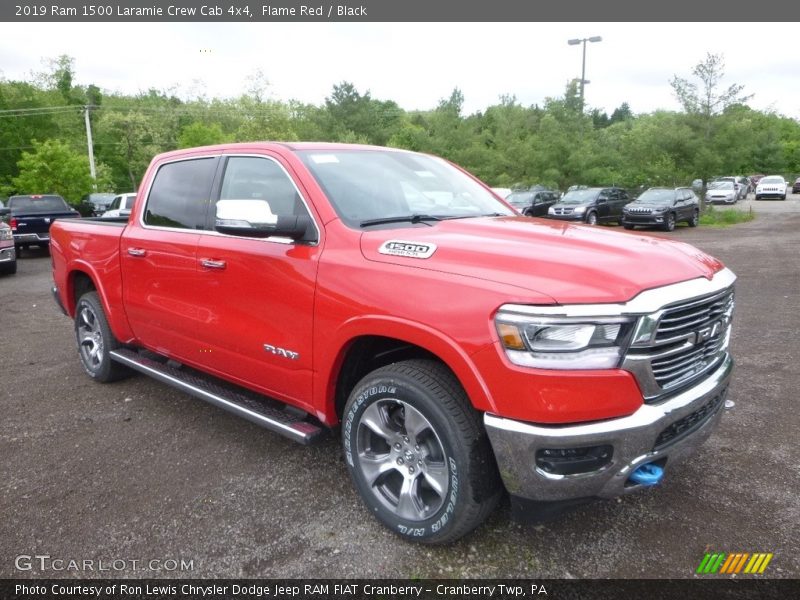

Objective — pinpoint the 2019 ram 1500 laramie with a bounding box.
[50,143,735,544]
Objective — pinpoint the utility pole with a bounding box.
[84,105,97,189]
[567,36,602,112]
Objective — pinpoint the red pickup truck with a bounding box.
[50,143,735,543]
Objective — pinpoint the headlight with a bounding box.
[0,228,12,241]
[547,207,555,215]
[495,310,635,370]
[573,206,586,214]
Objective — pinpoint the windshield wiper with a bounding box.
[359,214,443,227]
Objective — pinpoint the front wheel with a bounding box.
[74,291,130,382]
[585,212,598,225]
[342,360,501,544]
[623,223,635,230]
[662,213,676,232]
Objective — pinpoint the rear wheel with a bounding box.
[74,292,129,382]
[342,359,501,544]
[688,210,699,227]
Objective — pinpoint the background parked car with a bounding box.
[713,176,748,201]
[0,217,16,275]
[7,194,81,255]
[622,187,699,232]
[546,187,628,225]
[792,178,800,194]
[504,186,560,217]
[705,180,738,204]
[101,193,137,218]
[755,176,787,200]
[82,192,116,216]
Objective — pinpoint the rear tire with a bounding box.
[342,359,502,544]
[688,210,699,227]
[0,260,16,275]
[74,291,130,382]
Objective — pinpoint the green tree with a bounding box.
[178,122,229,148]
[12,139,112,205]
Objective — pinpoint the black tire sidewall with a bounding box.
[342,373,469,542]
[74,292,119,381]
[586,212,597,225]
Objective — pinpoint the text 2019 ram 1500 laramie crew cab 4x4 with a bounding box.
[50,143,735,544]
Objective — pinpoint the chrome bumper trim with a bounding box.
[484,354,733,501]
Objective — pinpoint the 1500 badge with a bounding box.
[378,240,437,259]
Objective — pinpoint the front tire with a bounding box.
[623,223,635,230]
[662,213,676,232]
[585,212,598,225]
[342,360,501,544]
[74,292,129,382]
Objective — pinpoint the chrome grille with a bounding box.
[655,289,734,342]
[626,207,652,214]
[623,286,735,402]
[553,207,574,215]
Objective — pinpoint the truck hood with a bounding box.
[360,216,724,305]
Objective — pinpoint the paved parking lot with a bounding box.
[1,200,798,579]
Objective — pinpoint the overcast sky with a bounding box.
[1,22,799,119]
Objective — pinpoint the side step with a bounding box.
[110,348,326,445]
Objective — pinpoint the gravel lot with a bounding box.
[1,197,798,579]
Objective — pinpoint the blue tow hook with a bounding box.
[629,463,664,486]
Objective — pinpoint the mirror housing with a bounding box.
[0,207,9,217]
[215,199,310,241]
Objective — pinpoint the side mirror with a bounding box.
[0,207,9,216]
[215,199,310,241]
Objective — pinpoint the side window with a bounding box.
[218,156,305,219]
[109,197,120,210]
[144,158,216,230]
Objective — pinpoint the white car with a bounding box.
[102,193,137,218]
[755,176,787,201]
[705,181,737,204]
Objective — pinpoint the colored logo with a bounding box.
[696,552,773,575]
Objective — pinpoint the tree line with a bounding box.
[1,53,798,206]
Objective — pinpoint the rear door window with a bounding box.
[144,158,217,230]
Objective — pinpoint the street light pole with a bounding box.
[567,36,602,111]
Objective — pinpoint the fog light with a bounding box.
[536,445,613,476]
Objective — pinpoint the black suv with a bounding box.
[622,187,699,232]
[505,186,560,217]
[545,187,628,225]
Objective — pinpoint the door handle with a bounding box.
[127,248,147,257]
[200,259,226,270]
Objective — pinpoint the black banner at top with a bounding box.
[1,0,797,22]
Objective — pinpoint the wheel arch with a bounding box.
[65,263,136,343]
[318,319,495,426]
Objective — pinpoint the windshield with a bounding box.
[559,189,598,204]
[633,189,675,204]
[708,181,734,190]
[760,177,783,184]
[297,149,514,227]
[9,195,70,213]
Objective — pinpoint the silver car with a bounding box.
[705,181,737,204]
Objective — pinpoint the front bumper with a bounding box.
[485,354,733,502]
[546,213,586,222]
[0,244,15,263]
[622,213,667,226]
